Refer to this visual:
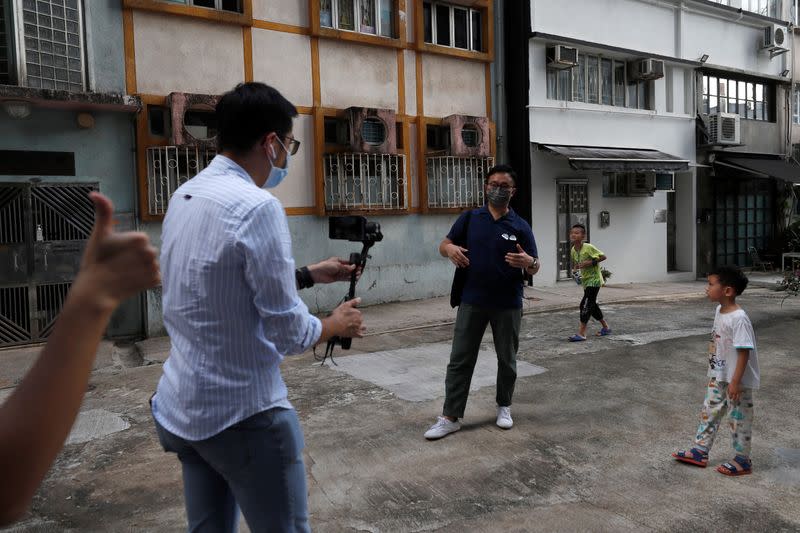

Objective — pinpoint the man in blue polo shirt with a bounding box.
[425,164,539,440]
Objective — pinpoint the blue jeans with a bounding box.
[153,407,310,533]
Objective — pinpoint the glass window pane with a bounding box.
[638,80,647,109]
[547,68,557,100]
[339,0,355,30]
[423,2,432,43]
[435,5,450,46]
[453,8,468,49]
[320,0,333,27]
[379,0,393,37]
[728,79,736,100]
[558,69,571,101]
[573,54,585,102]
[471,10,481,51]
[587,56,599,104]
[703,75,708,95]
[627,80,637,108]
[613,62,625,106]
[601,58,612,105]
[359,0,376,33]
[709,77,718,97]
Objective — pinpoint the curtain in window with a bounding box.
[339,0,355,30]
[587,56,599,104]
[613,61,625,107]
[379,0,393,37]
[573,54,585,102]
[600,58,612,105]
[320,0,333,27]
[360,0,376,33]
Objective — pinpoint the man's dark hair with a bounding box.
[710,265,749,295]
[571,223,586,233]
[485,164,517,186]
[216,82,298,153]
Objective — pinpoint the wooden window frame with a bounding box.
[416,0,493,63]
[310,0,408,50]
[122,0,253,26]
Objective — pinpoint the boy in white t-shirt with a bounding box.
[672,266,759,476]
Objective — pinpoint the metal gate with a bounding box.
[0,182,97,347]
[556,180,589,280]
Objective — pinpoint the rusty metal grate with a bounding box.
[0,286,31,345]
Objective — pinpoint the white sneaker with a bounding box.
[496,406,513,429]
[424,416,461,440]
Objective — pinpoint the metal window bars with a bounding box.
[324,152,407,211]
[147,146,216,215]
[425,156,493,209]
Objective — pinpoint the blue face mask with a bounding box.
[264,138,291,189]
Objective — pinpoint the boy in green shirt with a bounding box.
[569,224,611,341]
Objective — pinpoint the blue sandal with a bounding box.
[717,455,752,476]
[597,327,612,336]
[672,447,708,467]
[568,334,586,342]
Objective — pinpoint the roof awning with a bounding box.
[538,144,690,173]
[714,156,800,184]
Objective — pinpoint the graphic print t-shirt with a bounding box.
[707,305,760,389]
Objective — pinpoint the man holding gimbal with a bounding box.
[152,83,364,533]
[425,164,539,440]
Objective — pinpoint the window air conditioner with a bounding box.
[442,115,490,157]
[346,107,396,154]
[708,112,741,145]
[762,24,789,53]
[546,45,579,69]
[167,92,220,149]
[628,58,665,81]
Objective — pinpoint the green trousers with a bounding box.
[443,302,522,419]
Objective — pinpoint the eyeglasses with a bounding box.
[487,182,514,190]
[282,135,301,156]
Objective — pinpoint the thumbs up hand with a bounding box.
[75,192,160,312]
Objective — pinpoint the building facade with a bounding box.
[0,1,143,347]
[502,0,799,286]
[124,0,498,336]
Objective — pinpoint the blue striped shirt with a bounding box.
[152,155,322,441]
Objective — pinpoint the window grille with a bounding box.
[324,152,406,211]
[361,118,386,145]
[14,0,86,91]
[426,156,493,208]
[147,146,216,215]
[460,126,479,147]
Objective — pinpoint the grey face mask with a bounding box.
[486,186,512,206]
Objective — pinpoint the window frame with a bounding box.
[122,0,253,26]
[422,1,482,53]
[709,0,778,18]
[320,0,396,39]
[546,51,652,111]
[7,0,88,92]
[701,73,772,122]
[168,0,243,12]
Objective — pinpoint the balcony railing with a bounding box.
[146,146,216,215]
[426,156,494,209]
[324,152,407,211]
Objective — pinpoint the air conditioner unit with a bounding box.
[762,24,789,52]
[546,45,579,69]
[345,107,396,154]
[167,92,220,148]
[442,115,490,157]
[628,58,665,81]
[708,112,741,145]
[628,173,656,196]
[655,172,675,192]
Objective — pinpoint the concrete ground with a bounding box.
[3,278,799,532]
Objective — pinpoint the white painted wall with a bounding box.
[133,11,244,95]
[319,40,398,110]
[422,55,486,117]
[252,29,313,107]
[531,0,789,77]
[268,114,315,208]
[252,0,308,26]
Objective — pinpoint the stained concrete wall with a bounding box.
[422,55,487,118]
[318,40,398,110]
[252,29,313,107]
[84,2,127,93]
[132,11,245,95]
[252,0,308,26]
